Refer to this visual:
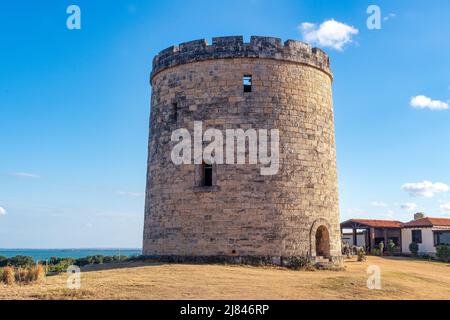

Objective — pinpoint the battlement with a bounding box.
[151,36,332,81]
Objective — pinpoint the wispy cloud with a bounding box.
[440,202,450,212]
[410,95,449,110]
[0,206,6,216]
[8,172,41,178]
[116,191,145,197]
[402,181,449,198]
[371,201,388,208]
[400,202,417,211]
[299,19,358,51]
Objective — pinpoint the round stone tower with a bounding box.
[144,36,342,265]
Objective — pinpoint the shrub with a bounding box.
[287,256,312,270]
[2,267,15,285]
[7,255,34,267]
[91,255,104,264]
[388,240,396,255]
[26,265,45,283]
[127,255,146,262]
[47,264,67,273]
[0,256,7,267]
[15,267,28,282]
[378,242,384,255]
[74,257,91,267]
[357,247,366,262]
[46,258,75,274]
[103,256,114,263]
[287,257,313,270]
[49,257,63,265]
[113,255,128,262]
[409,242,419,256]
[436,245,450,262]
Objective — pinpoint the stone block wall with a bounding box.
[143,36,342,264]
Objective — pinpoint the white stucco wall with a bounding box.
[401,228,436,254]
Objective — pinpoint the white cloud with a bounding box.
[0,207,6,216]
[371,201,388,208]
[402,181,449,198]
[116,191,145,197]
[8,172,41,178]
[401,202,417,211]
[410,95,448,110]
[440,202,450,211]
[299,19,358,51]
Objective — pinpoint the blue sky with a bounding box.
[1,0,450,248]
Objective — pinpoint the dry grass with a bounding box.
[1,267,15,286]
[1,265,46,286]
[0,256,449,300]
[26,265,46,283]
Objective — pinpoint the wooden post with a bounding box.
[370,227,376,253]
[365,228,370,252]
[353,228,357,247]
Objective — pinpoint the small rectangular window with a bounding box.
[412,230,422,243]
[243,75,252,93]
[172,103,178,123]
[202,162,213,187]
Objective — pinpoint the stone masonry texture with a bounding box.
[143,36,342,265]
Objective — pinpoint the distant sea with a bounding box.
[0,249,142,261]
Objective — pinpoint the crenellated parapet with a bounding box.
[151,36,332,81]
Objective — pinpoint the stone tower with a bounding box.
[143,36,342,265]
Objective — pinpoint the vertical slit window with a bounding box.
[172,103,178,123]
[202,162,213,187]
[243,75,252,93]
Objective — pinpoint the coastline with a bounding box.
[0,248,142,261]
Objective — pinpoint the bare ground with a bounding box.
[1,256,449,300]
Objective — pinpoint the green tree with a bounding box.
[8,255,34,267]
[0,256,7,267]
[436,245,450,262]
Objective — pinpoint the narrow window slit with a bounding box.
[172,103,178,123]
[243,75,252,93]
[202,162,213,187]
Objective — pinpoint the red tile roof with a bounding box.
[341,219,402,228]
[401,217,450,228]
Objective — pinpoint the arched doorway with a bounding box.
[315,225,330,257]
